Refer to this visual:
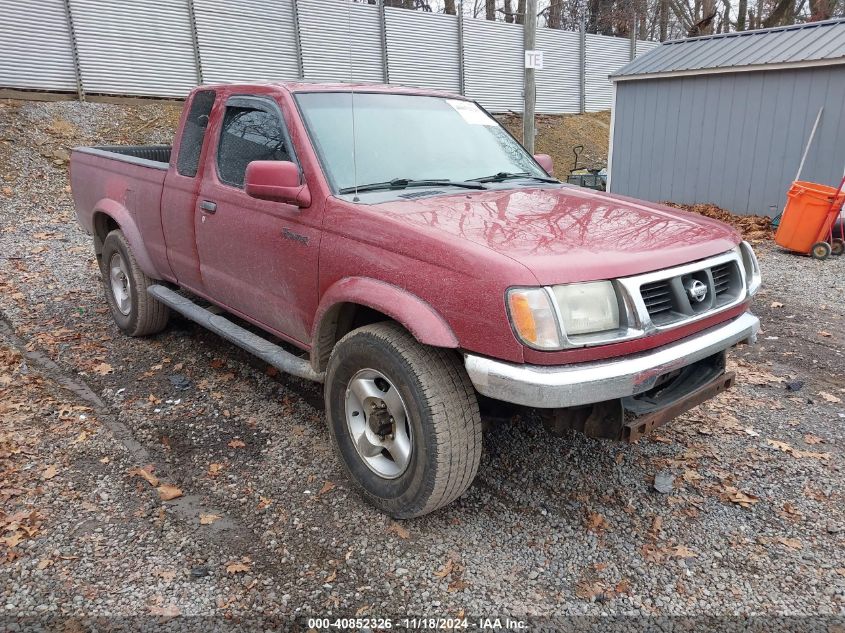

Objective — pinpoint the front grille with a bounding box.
[711,262,732,295]
[640,280,675,325]
[637,259,743,328]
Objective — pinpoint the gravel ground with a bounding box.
[0,98,844,625]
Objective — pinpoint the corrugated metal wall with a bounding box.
[0,1,653,113]
[70,0,197,97]
[193,0,299,84]
[0,0,78,92]
[385,8,460,92]
[463,18,524,112]
[298,0,383,83]
[536,28,581,114]
[585,33,630,111]
[609,66,845,216]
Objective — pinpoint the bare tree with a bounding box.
[444,0,457,13]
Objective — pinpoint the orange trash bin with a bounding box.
[775,179,845,258]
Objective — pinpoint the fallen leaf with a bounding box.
[325,569,337,583]
[777,537,802,550]
[257,496,272,509]
[818,331,832,338]
[156,484,183,501]
[199,513,221,525]
[207,463,223,477]
[42,465,58,480]
[154,569,177,581]
[227,439,245,449]
[37,559,53,570]
[585,511,607,532]
[148,605,181,617]
[724,486,759,508]
[770,301,783,308]
[387,522,411,539]
[804,434,824,445]
[225,562,250,574]
[128,466,160,488]
[73,430,89,444]
[318,481,336,496]
[434,559,454,578]
[767,439,794,453]
[670,545,697,558]
[818,391,842,404]
[447,579,470,592]
[575,579,606,600]
[91,362,113,376]
[210,359,225,369]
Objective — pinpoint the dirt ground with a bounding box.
[0,98,844,625]
[498,111,612,175]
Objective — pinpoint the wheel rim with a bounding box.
[344,368,412,480]
[108,252,132,316]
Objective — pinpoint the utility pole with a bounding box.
[522,0,537,153]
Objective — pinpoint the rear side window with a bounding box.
[176,90,215,177]
[217,105,292,188]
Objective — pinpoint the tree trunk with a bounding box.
[809,0,831,19]
[659,0,669,40]
[486,0,496,20]
[444,0,457,14]
[736,0,747,29]
[516,0,526,24]
[503,0,514,22]
[762,0,796,27]
[548,0,563,27]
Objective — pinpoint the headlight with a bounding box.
[738,241,762,296]
[506,288,561,349]
[552,281,620,335]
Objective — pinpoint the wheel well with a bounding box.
[313,302,395,372]
[92,212,120,258]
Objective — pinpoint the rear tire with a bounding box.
[324,322,482,518]
[100,230,170,337]
[831,238,844,257]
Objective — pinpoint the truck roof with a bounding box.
[197,81,469,101]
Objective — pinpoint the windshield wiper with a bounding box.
[339,178,486,194]
[468,171,559,184]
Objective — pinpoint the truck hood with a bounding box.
[377,185,740,285]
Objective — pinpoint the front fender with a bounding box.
[312,277,459,367]
[92,199,161,279]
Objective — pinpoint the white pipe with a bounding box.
[795,106,823,182]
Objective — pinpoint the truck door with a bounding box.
[194,95,321,346]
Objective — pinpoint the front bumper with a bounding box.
[464,312,760,409]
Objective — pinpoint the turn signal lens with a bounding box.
[507,288,561,349]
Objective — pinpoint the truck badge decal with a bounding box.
[685,279,708,303]
[282,228,309,245]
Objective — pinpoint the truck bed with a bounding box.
[74,144,172,169]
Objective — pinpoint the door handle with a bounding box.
[199,200,217,214]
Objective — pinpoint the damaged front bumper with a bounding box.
[464,312,760,410]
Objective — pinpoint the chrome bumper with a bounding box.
[464,312,760,409]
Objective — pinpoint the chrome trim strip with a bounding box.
[464,312,760,409]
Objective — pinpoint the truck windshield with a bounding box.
[295,92,547,194]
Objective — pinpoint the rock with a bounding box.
[168,374,192,390]
[785,380,804,392]
[653,470,674,494]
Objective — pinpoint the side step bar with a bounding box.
[147,285,324,383]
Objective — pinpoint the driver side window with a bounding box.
[217,104,291,188]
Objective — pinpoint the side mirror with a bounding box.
[533,154,554,176]
[244,160,311,207]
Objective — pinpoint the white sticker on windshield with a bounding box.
[446,99,496,126]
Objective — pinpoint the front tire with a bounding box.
[325,323,482,518]
[100,230,170,337]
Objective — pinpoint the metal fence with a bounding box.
[0,0,658,113]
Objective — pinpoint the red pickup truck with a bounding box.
[71,83,761,518]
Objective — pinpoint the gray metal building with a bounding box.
[607,19,845,216]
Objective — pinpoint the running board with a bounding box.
[147,285,323,383]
